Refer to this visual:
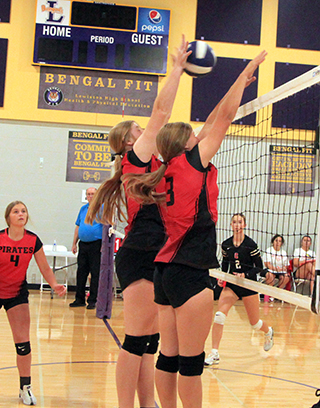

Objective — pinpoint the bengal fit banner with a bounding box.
[38,66,158,117]
[66,131,112,183]
[268,145,316,196]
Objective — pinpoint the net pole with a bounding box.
[311,147,320,313]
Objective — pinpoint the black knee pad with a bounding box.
[145,333,160,355]
[15,341,31,356]
[122,334,150,356]
[156,352,179,373]
[179,352,205,376]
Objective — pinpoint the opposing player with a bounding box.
[86,36,190,408]
[0,201,66,405]
[205,213,274,367]
[124,51,267,408]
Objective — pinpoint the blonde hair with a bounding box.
[86,121,134,225]
[124,122,193,205]
[5,201,29,226]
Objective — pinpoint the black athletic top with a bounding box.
[121,150,166,251]
[221,235,263,280]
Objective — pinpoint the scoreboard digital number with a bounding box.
[33,0,171,75]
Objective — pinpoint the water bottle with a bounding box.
[53,240,57,252]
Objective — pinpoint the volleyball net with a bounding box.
[204,65,320,313]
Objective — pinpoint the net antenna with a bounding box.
[195,64,320,313]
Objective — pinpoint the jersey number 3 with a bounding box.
[166,177,174,206]
[10,255,20,267]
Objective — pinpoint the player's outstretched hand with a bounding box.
[171,34,192,72]
[54,284,67,297]
[243,50,267,88]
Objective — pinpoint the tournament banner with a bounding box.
[66,130,112,183]
[38,66,158,117]
[268,145,316,196]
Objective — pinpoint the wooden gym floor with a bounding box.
[0,291,319,407]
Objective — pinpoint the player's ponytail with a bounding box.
[86,121,134,225]
[124,122,193,205]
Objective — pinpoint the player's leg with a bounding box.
[278,273,290,289]
[296,262,315,295]
[137,330,159,406]
[155,304,179,408]
[116,279,158,408]
[264,271,276,286]
[6,303,36,405]
[175,287,213,408]
[204,286,238,366]
[242,294,274,351]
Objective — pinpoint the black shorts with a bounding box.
[226,282,257,299]
[0,283,29,311]
[154,262,212,308]
[115,247,158,291]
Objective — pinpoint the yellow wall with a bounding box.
[0,0,319,129]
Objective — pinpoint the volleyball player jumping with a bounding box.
[124,51,267,408]
[86,36,190,408]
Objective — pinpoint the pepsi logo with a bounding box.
[148,10,162,24]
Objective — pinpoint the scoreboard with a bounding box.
[33,0,171,75]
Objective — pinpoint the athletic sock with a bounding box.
[20,376,31,389]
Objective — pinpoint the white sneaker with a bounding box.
[19,385,37,405]
[204,349,220,366]
[264,327,274,352]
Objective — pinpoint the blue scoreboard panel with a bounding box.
[33,1,171,75]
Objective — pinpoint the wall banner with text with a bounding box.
[38,66,158,117]
[66,131,112,183]
[268,145,316,196]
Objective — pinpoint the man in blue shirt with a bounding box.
[69,187,103,309]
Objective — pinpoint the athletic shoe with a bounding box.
[86,303,96,310]
[19,385,37,405]
[204,349,220,366]
[264,327,274,352]
[311,389,320,408]
[69,300,86,307]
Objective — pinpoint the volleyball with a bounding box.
[184,41,217,77]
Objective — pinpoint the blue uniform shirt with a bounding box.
[76,203,103,242]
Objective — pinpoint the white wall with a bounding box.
[0,119,111,284]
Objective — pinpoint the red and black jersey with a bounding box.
[221,235,263,280]
[0,228,42,298]
[121,150,166,251]
[155,144,220,269]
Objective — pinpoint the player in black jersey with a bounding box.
[205,213,274,367]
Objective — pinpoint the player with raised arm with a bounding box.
[124,51,267,408]
[86,36,190,408]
